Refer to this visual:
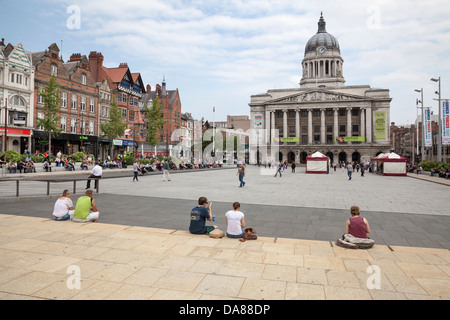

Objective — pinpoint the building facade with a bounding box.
[32,44,99,156]
[0,39,34,154]
[89,52,146,158]
[141,78,182,157]
[249,14,392,165]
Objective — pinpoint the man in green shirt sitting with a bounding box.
[72,189,100,222]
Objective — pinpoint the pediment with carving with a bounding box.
[271,90,369,104]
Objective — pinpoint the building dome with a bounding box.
[305,14,340,54]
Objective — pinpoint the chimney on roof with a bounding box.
[88,51,104,82]
[119,62,128,68]
[69,53,82,62]
[146,84,151,92]
[0,38,5,50]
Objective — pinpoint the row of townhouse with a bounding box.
[0,39,196,160]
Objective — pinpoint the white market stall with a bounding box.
[306,151,329,174]
[371,152,407,176]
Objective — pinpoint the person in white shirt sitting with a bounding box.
[52,189,74,221]
[86,161,102,190]
[225,202,246,238]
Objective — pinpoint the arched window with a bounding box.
[10,95,26,107]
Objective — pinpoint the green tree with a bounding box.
[35,75,61,156]
[144,97,167,147]
[100,95,127,159]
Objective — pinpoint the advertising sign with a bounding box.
[374,111,386,140]
[424,108,432,147]
[442,100,450,145]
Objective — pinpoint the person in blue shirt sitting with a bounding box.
[189,196,217,235]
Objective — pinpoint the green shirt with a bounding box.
[73,196,92,219]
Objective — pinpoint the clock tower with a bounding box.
[300,13,345,88]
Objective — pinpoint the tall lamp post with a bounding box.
[1,98,7,153]
[415,88,424,161]
[430,77,442,162]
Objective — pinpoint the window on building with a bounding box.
[339,110,346,117]
[326,110,333,117]
[89,99,95,113]
[289,126,295,133]
[71,118,77,133]
[81,97,86,111]
[11,96,25,106]
[339,125,346,132]
[38,88,44,104]
[313,110,320,117]
[327,135,333,143]
[352,125,359,133]
[61,92,67,108]
[51,64,58,77]
[81,73,87,85]
[89,120,94,135]
[37,113,44,130]
[301,111,308,117]
[60,116,66,132]
[314,125,320,133]
[121,108,127,118]
[71,95,77,109]
[302,135,308,143]
[327,125,333,133]
[314,135,320,143]
[289,111,296,118]
[352,109,359,116]
[277,112,283,119]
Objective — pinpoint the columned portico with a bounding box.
[249,14,391,165]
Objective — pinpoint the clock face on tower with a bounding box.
[318,47,326,54]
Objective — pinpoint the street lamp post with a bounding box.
[415,89,425,161]
[430,77,442,162]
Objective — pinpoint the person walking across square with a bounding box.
[133,160,139,182]
[162,160,171,182]
[236,164,246,187]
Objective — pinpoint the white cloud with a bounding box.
[16,0,450,123]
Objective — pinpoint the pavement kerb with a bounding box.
[0,213,449,300]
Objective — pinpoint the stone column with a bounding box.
[347,107,352,139]
[271,110,275,143]
[283,109,288,140]
[360,108,365,142]
[333,107,339,145]
[295,110,300,144]
[265,109,270,144]
[366,107,372,143]
[308,109,313,145]
[320,108,326,144]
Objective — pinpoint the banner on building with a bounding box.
[334,136,365,142]
[374,111,386,140]
[442,100,450,145]
[424,108,432,147]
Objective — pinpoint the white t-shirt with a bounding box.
[91,165,102,176]
[225,210,244,235]
[52,198,74,218]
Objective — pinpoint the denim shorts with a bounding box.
[53,213,71,221]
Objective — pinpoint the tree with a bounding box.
[144,97,167,147]
[100,95,127,159]
[35,75,61,156]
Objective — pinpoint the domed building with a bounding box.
[249,14,392,166]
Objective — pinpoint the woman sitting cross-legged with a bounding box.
[52,189,74,221]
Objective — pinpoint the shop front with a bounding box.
[0,127,32,154]
[32,130,98,156]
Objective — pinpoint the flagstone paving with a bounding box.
[0,214,449,300]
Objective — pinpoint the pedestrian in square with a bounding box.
[347,162,353,180]
[162,159,171,182]
[133,160,139,182]
[236,163,246,187]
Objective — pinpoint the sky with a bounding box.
[2,0,450,125]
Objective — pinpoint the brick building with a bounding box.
[141,78,182,157]
[89,52,146,158]
[32,44,99,156]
